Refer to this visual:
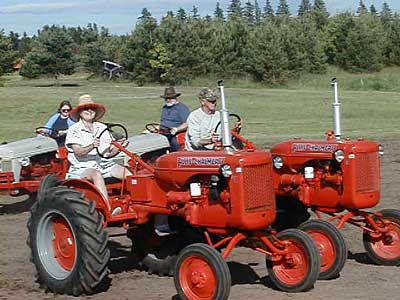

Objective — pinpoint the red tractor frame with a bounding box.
[27,82,322,299]
[271,79,400,267]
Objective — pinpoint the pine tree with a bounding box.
[357,1,368,16]
[177,8,187,21]
[214,2,224,20]
[312,0,329,29]
[370,5,377,16]
[298,0,312,17]
[277,0,290,16]
[263,0,274,18]
[191,6,200,19]
[227,0,242,20]
[244,1,256,25]
[0,31,18,77]
[254,1,262,24]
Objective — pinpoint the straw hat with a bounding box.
[160,87,181,99]
[70,95,106,121]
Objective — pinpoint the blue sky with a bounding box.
[1,1,399,35]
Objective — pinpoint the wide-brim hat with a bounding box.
[161,87,181,99]
[70,95,106,122]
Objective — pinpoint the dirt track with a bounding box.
[0,140,399,300]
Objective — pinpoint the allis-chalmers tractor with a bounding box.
[271,79,400,267]
[28,82,322,299]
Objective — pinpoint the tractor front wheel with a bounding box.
[174,243,231,300]
[266,229,320,292]
[27,186,110,295]
[298,219,348,280]
[363,209,400,266]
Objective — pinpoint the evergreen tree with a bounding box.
[298,0,312,17]
[177,8,188,21]
[191,6,200,19]
[277,0,290,16]
[312,0,329,29]
[254,1,262,24]
[0,31,18,76]
[214,2,224,20]
[263,0,274,18]
[243,1,256,25]
[370,5,377,16]
[227,0,242,20]
[357,1,368,16]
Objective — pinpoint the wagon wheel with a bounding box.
[35,126,60,139]
[27,186,110,295]
[127,218,203,276]
[96,123,128,159]
[266,229,321,292]
[37,174,62,202]
[298,219,348,280]
[363,209,400,266]
[174,243,231,300]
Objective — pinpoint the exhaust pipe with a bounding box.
[217,80,233,153]
[330,78,342,140]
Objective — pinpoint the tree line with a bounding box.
[0,0,399,84]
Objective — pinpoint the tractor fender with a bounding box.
[62,179,110,217]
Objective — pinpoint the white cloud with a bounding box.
[0,2,80,13]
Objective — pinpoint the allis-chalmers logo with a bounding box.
[292,143,337,153]
[177,157,225,167]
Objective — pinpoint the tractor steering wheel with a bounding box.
[145,123,161,133]
[214,113,242,134]
[35,126,60,139]
[96,123,129,159]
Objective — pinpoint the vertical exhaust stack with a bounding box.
[217,80,233,153]
[331,78,342,140]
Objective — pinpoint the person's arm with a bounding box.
[69,139,99,157]
[170,104,190,135]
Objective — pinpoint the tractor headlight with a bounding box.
[334,150,345,163]
[220,164,233,178]
[19,157,30,167]
[273,156,284,169]
[378,144,384,156]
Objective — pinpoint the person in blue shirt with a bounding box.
[40,100,76,146]
[159,87,190,152]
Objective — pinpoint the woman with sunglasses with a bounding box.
[42,100,76,146]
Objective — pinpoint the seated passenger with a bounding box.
[39,100,76,146]
[159,87,190,152]
[65,95,130,215]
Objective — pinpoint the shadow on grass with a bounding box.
[0,194,36,215]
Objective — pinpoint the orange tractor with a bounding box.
[271,79,400,268]
[27,82,322,299]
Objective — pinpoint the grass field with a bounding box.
[0,71,399,148]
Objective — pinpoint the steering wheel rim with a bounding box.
[96,123,128,159]
[145,123,172,135]
[214,113,242,134]
[35,126,60,139]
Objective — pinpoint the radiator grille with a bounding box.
[0,160,12,172]
[243,163,275,212]
[355,152,380,192]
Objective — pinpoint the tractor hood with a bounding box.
[0,136,58,159]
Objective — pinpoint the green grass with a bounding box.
[1,71,399,148]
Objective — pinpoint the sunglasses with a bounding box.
[61,109,71,113]
[206,99,217,104]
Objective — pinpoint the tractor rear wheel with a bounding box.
[27,186,110,295]
[266,229,320,292]
[37,174,62,201]
[363,209,400,266]
[298,219,347,280]
[174,243,231,300]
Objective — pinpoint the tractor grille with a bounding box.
[0,160,12,172]
[243,163,274,212]
[355,152,380,192]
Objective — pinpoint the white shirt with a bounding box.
[65,120,114,175]
[185,108,221,151]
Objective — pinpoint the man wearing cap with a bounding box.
[185,88,221,151]
[65,95,130,215]
[159,87,190,152]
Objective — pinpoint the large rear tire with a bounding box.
[37,174,62,201]
[27,186,110,295]
[266,229,320,292]
[298,219,347,280]
[174,243,231,300]
[363,209,400,266]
